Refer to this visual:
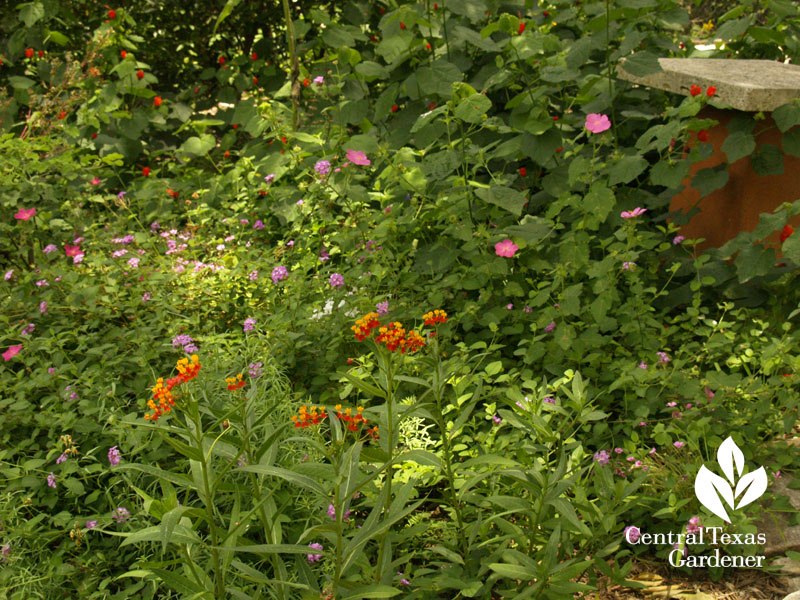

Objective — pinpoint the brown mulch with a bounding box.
[581,560,789,599]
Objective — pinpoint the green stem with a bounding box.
[281,0,299,129]
[605,0,619,153]
[374,352,396,584]
[195,411,224,598]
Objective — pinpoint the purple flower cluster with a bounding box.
[271,265,288,284]
[108,446,121,467]
[172,334,198,354]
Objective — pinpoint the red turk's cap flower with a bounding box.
[108,9,116,18]
[251,52,257,60]
[400,22,406,30]
[556,146,563,153]
[281,136,287,144]
[428,101,435,110]
[552,115,559,121]
[136,69,144,79]
[518,22,525,34]
[224,151,230,158]
[57,110,67,120]
[543,11,549,16]
[781,224,795,243]
[391,105,399,113]
[379,7,385,13]
[25,48,34,58]
[120,50,126,58]
[426,42,431,50]
[697,130,709,142]
[519,167,527,177]
[153,96,162,107]
[232,124,238,129]
[706,86,716,97]
[253,76,258,85]
[38,50,44,58]
[218,56,225,65]
[91,133,97,139]
[690,84,701,96]
[434,2,438,8]
[142,166,151,177]
[303,78,310,86]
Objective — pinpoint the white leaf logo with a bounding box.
[694,437,768,523]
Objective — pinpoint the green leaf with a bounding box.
[489,563,537,580]
[160,506,190,554]
[502,216,553,243]
[45,30,70,46]
[340,586,401,599]
[148,568,205,596]
[650,159,689,188]
[782,228,800,264]
[179,134,216,158]
[692,165,729,196]
[608,155,648,186]
[355,61,389,79]
[322,26,355,48]
[751,144,784,176]
[410,105,447,133]
[783,130,800,157]
[237,465,327,496]
[213,0,242,34]
[735,244,775,282]
[20,2,45,27]
[118,523,201,547]
[63,478,85,496]
[772,103,800,133]
[584,183,615,224]
[474,186,526,216]
[721,131,756,163]
[453,93,491,123]
[115,464,198,491]
[8,76,36,90]
[619,52,663,77]
[401,449,442,469]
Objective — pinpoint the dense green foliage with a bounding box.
[2,0,800,598]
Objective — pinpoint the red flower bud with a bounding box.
[518,22,525,34]
[120,50,127,58]
[347,358,354,364]
[153,96,162,107]
[552,115,559,121]
[91,133,97,139]
[434,3,438,9]
[781,224,795,243]
[379,7,385,14]
[142,166,151,177]
[519,167,527,177]
[136,69,144,80]
[400,21,406,30]
[25,48,34,58]
[253,76,258,85]
[38,50,43,58]
[391,104,399,113]
[108,9,116,19]
[57,110,67,120]
[543,11,549,16]
[697,130,709,142]
[218,56,225,65]
[706,86,716,97]
[679,42,685,49]
[690,84,701,96]
[224,151,230,158]
[556,146,563,153]
[251,52,258,60]
[232,124,238,129]
[426,42,431,50]
[428,101,435,110]
[303,77,310,87]
[281,136,287,144]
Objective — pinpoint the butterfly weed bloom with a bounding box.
[145,355,201,421]
[290,405,327,428]
[422,309,447,326]
[352,312,381,341]
[225,373,245,391]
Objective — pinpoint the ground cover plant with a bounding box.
[2,0,800,598]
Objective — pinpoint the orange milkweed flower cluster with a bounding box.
[423,309,448,326]
[291,405,327,428]
[145,355,201,421]
[225,373,245,391]
[335,404,379,440]
[352,312,380,341]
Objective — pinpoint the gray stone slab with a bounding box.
[617,58,800,112]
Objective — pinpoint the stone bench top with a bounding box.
[617,58,800,112]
